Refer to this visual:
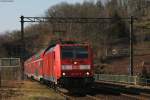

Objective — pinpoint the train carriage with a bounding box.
[24,50,44,81]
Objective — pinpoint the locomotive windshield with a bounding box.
[61,46,88,59]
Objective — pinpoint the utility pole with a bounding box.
[0,63,1,87]
[20,15,24,79]
[129,16,134,76]
[21,16,24,48]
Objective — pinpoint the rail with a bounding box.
[94,74,150,86]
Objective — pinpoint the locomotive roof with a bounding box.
[44,40,89,53]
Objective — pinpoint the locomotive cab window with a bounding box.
[61,47,74,59]
[61,46,88,59]
[75,47,88,59]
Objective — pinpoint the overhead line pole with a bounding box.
[20,15,24,79]
[129,16,134,76]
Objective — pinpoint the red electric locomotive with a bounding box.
[24,41,94,88]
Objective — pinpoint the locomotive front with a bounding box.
[59,44,94,87]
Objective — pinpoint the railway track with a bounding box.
[140,93,150,100]
[121,93,150,100]
[56,88,100,100]
[86,95,100,100]
[32,79,150,100]
[121,93,140,100]
[2,79,149,100]
[91,83,150,100]
[63,94,100,100]
[56,88,145,100]
[56,85,150,100]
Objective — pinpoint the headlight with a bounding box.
[86,72,90,76]
[74,61,77,64]
[62,72,66,76]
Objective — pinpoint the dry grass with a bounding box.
[0,80,65,100]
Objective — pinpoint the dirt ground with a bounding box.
[0,80,65,100]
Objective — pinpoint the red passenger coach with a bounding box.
[24,50,44,81]
[24,41,94,88]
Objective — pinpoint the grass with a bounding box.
[0,80,65,100]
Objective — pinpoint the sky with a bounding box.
[0,0,91,34]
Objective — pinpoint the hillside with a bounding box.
[95,54,150,76]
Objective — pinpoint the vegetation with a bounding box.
[0,0,150,76]
[0,80,64,100]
